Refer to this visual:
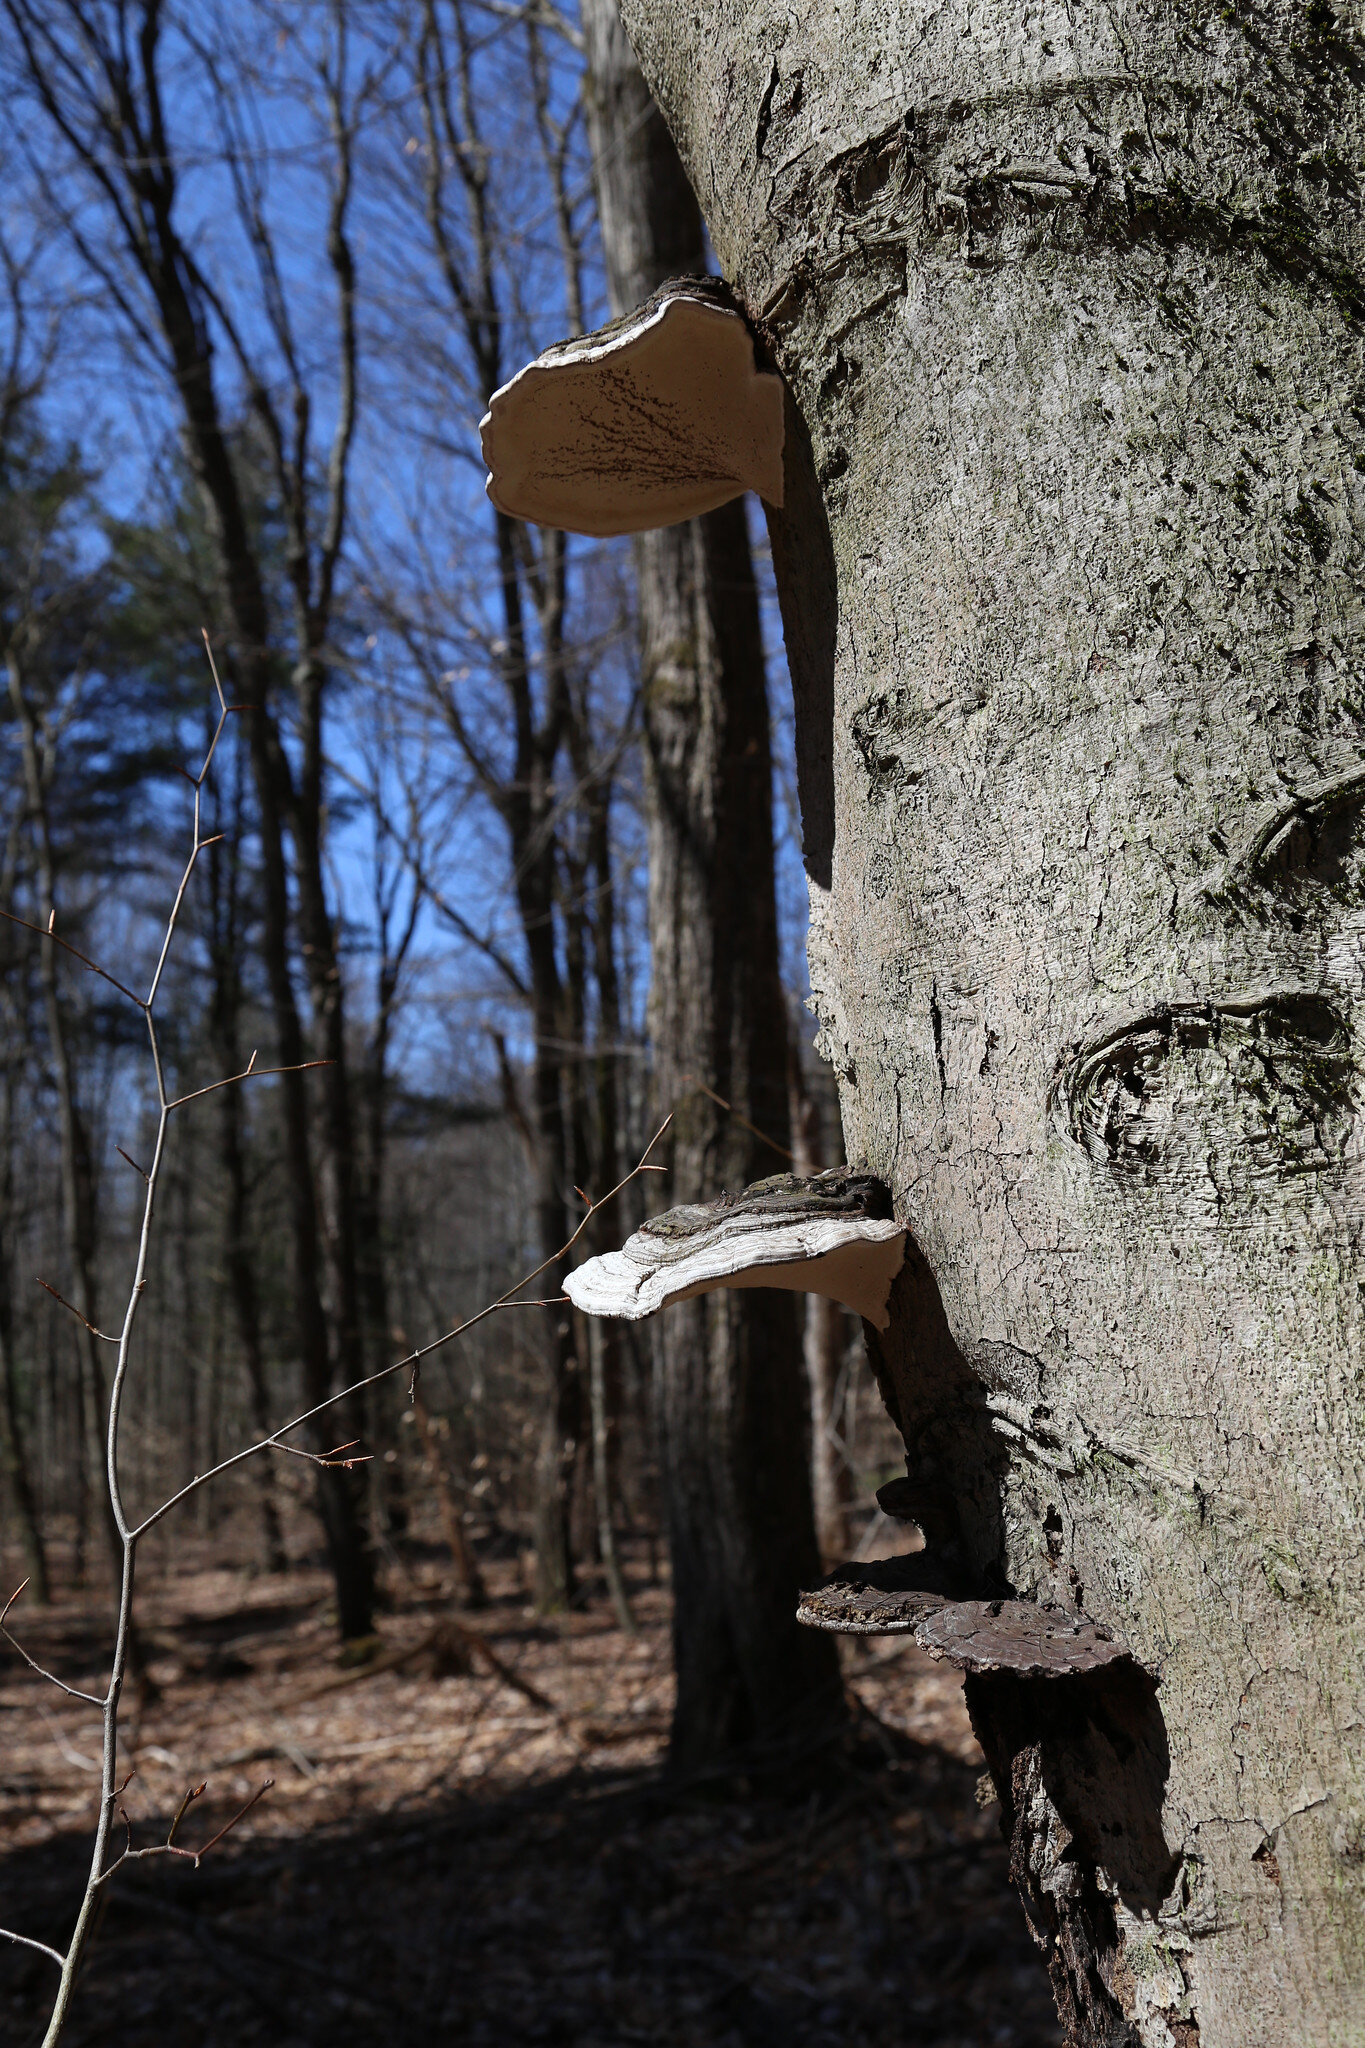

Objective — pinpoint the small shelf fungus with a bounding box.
[480,276,785,537]
[563,1169,906,1329]
[797,1555,1134,1680]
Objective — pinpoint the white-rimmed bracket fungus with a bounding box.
[480,276,785,537]
[563,1168,906,1329]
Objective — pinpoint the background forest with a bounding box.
[0,5,1061,2043]
[0,0,825,1598]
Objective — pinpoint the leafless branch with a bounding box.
[0,1927,65,1969]
[0,1583,103,1708]
[0,906,146,1009]
[165,1053,333,1113]
[35,1278,117,1343]
[97,1775,275,1884]
[131,1118,670,1541]
[270,1436,373,1471]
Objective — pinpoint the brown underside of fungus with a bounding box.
[480,276,785,537]
[563,1169,906,1329]
[797,1555,1135,1679]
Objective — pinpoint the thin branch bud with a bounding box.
[36,1278,115,1342]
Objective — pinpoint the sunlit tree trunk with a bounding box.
[621,1,1365,2036]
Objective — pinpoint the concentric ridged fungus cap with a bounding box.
[564,1170,905,1330]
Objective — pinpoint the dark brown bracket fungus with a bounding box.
[797,1554,1135,1680]
[874,1474,961,1551]
[563,1169,906,1330]
[480,276,785,537]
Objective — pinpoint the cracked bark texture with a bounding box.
[619,1,1365,2040]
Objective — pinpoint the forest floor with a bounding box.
[0,1534,1062,2048]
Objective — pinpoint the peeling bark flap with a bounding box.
[798,1556,1133,1678]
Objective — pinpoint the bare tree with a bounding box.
[613,2,1365,2038]
[0,925,48,1602]
[363,0,639,1611]
[3,0,389,1636]
[0,655,669,2043]
[582,0,841,1777]
[202,726,286,1575]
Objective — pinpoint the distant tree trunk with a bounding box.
[355,806,424,1549]
[0,1058,49,1602]
[566,676,637,1635]
[410,1381,486,1607]
[397,0,594,1616]
[204,741,286,1576]
[583,0,842,1777]
[2,0,380,1640]
[7,647,117,1597]
[617,2,1365,2036]
[788,1035,851,1565]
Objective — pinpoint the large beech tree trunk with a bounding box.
[620,2,1365,2039]
[583,0,842,1779]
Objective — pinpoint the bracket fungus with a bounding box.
[797,1555,1135,1680]
[480,277,785,537]
[563,1169,906,1330]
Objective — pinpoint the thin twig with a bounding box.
[0,906,145,1009]
[270,1436,373,1470]
[35,1278,117,1342]
[0,1583,103,1708]
[96,1777,274,1884]
[0,1927,65,1968]
[129,1118,672,1542]
[165,1054,332,1113]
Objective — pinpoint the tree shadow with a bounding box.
[0,1728,1062,2048]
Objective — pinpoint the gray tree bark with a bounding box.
[583,0,843,1780]
[619,2,1365,2039]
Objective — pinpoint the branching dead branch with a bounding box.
[96,1774,276,1885]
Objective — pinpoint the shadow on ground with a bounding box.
[0,1538,1063,2048]
[2,1726,1060,2048]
